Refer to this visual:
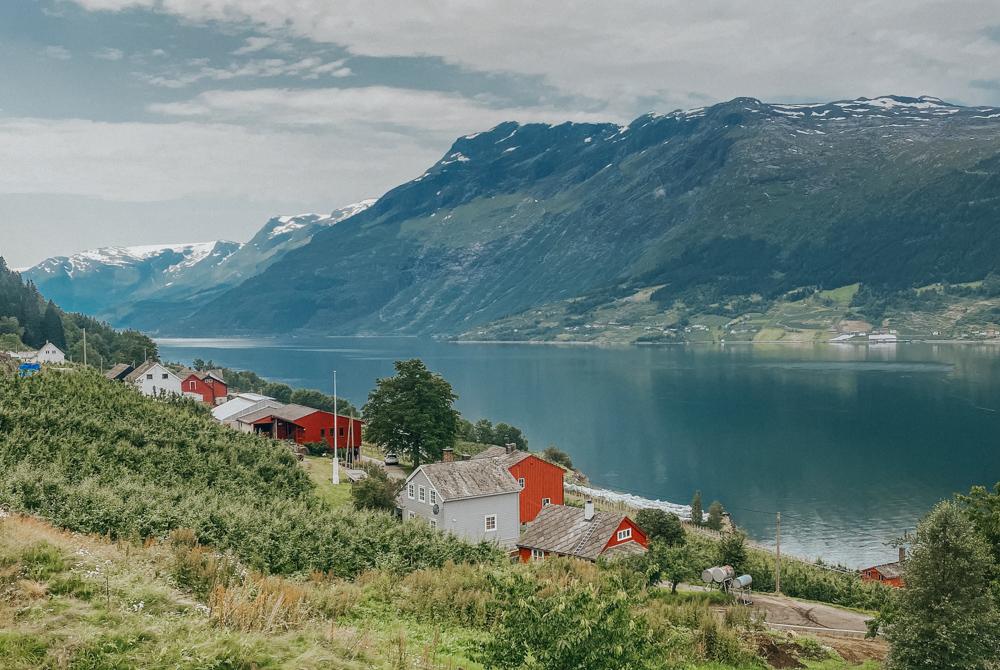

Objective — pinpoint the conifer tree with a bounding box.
[690,490,703,525]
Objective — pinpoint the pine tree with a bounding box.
[690,490,703,525]
[706,501,725,531]
[41,301,66,349]
[885,501,1000,670]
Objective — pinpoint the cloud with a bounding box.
[43,45,72,60]
[68,0,1000,109]
[139,56,353,87]
[94,47,125,60]
[233,36,278,55]
[148,86,614,135]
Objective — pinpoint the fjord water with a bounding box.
[159,338,1000,567]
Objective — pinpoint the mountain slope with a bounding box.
[23,200,375,331]
[181,95,1000,336]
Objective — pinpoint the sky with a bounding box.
[2,0,1000,268]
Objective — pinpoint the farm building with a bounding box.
[178,368,228,405]
[233,403,363,454]
[3,341,66,364]
[516,501,648,562]
[212,393,276,422]
[860,548,906,588]
[397,454,521,547]
[474,445,565,522]
[104,363,134,381]
[124,361,182,397]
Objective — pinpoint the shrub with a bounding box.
[635,508,685,546]
[351,462,403,512]
[540,446,573,469]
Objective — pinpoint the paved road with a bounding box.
[749,593,871,637]
[361,454,407,479]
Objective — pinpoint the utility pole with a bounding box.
[332,370,340,485]
[775,512,782,595]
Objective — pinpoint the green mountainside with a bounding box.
[176,95,1000,341]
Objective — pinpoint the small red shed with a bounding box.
[516,502,648,563]
[180,369,228,406]
[860,548,906,588]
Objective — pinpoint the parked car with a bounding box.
[384,453,399,465]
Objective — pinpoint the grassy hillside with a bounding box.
[0,367,886,668]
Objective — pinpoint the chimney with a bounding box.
[584,499,595,521]
[442,448,454,463]
[505,442,516,455]
[899,546,906,564]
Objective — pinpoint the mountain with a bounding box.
[23,200,375,331]
[175,95,1000,338]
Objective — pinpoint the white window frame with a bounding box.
[418,485,426,503]
[407,510,416,520]
[407,483,415,499]
[518,477,525,489]
[531,548,545,561]
[485,514,497,532]
[429,519,437,529]
[542,497,551,507]
[616,528,632,542]
[429,490,437,505]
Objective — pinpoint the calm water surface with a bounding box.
[158,337,1000,567]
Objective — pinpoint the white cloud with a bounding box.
[94,47,125,60]
[43,45,72,60]
[68,0,1000,109]
[233,36,278,55]
[148,86,614,134]
[139,56,353,87]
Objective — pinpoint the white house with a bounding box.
[2,341,66,364]
[124,360,182,397]
[35,341,66,363]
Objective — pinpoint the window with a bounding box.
[407,511,415,520]
[338,427,345,437]
[518,477,525,489]
[429,519,437,529]
[542,498,551,507]
[162,373,169,380]
[418,485,426,503]
[485,515,497,532]
[429,490,437,505]
[320,428,326,437]
[616,528,632,542]
[146,374,153,380]
[189,381,197,390]
[531,548,545,561]
[407,483,415,499]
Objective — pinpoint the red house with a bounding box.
[473,446,565,523]
[180,369,228,406]
[860,548,906,588]
[516,501,648,562]
[235,403,364,456]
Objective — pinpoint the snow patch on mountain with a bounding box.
[267,199,377,239]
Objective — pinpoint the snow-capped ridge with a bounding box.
[266,199,377,239]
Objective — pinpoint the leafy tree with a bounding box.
[884,501,1000,670]
[628,540,695,593]
[541,445,573,469]
[717,532,748,574]
[690,490,703,525]
[473,418,495,444]
[706,501,725,531]
[351,463,403,512]
[635,508,685,546]
[957,482,1000,588]
[492,422,527,450]
[363,359,459,466]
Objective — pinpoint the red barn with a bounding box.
[473,446,565,523]
[860,548,906,588]
[179,369,228,405]
[235,403,364,456]
[516,501,648,563]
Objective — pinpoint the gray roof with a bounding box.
[104,363,133,380]
[471,447,534,469]
[471,445,507,459]
[417,459,521,501]
[867,561,903,579]
[517,505,644,561]
[236,403,320,425]
[124,360,168,382]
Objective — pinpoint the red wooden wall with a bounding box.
[509,454,564,523]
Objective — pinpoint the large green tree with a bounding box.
[884,501,1000,670]
[40,300,66,349]
[635,508,685,547]
[362,359,459,466]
